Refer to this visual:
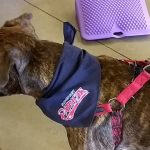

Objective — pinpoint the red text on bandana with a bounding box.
[58,87,89,121]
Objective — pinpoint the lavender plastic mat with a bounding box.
[75,0,150,40]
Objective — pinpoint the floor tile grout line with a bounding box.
[24,0,63,22]
[24,0,130,59]
[97,42,131,59]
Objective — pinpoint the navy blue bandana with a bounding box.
[36,42,101,127]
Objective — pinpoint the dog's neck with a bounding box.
[3,40,63,99]
[20,41,63,99]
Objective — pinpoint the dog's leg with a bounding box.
[66,127,88,150]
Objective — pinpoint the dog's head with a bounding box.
[0,13,37,96]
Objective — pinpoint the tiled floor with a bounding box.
[0,0,150,150]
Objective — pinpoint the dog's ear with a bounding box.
[7,46,30,75]
[3,13,38,39]
[0,46,30,87]
[0,50,11,87]
[3,13,33,28]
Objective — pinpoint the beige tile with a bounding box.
[0,96,70,150]
[0,0,64,42]
[102,36,150,60]
[27,0,150,59]
[24,0,77,27]
[146,0,150,14]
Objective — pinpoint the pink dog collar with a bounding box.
[96,68,150,114]
[117,70,150,105]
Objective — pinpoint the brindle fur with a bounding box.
[0,14,149,150]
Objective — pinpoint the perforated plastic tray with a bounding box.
[75,0,150,40]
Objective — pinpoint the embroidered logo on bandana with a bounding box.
[58,87,89,121]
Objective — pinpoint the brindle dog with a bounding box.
[0,13,150,150]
